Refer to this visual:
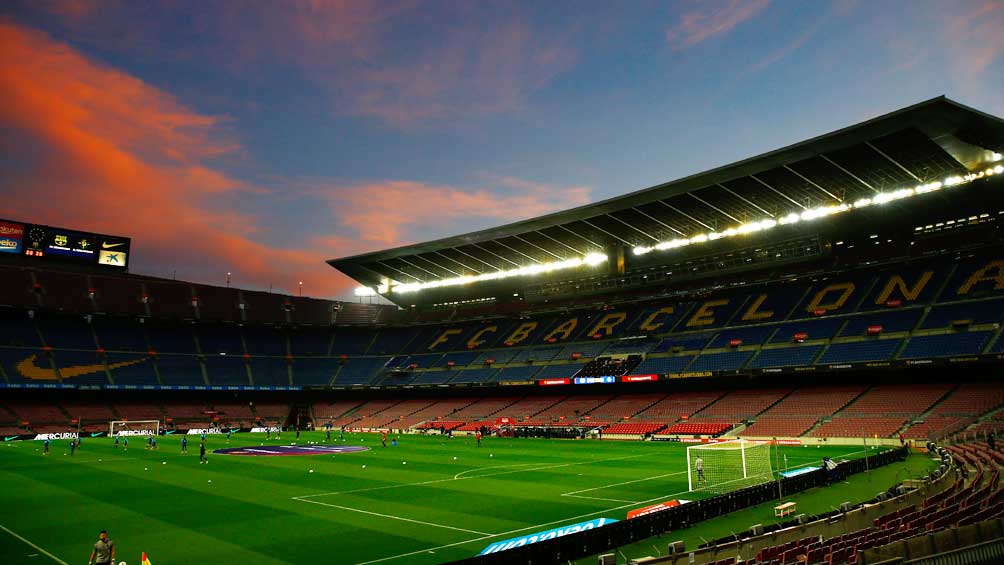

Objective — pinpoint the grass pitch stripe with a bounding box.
[0,524,69,565]
[295,497,492,535]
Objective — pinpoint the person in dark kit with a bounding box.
[87,530,115,565]
[227,429,232,443]
[381,431,388,447]
[70,438,77,457]
[122,437,128,450]
[988,432,996,451]
[326,428,331,442]
[182,436,188,453]
[823,456,838,483]
[296,427,301,440]
[440,425,445,435]
[340,426,345,441]
[266,428,271,441]
[147,436,154,450]
[200,441,207,464]
[43,438,49,455]
[114,435,119,448]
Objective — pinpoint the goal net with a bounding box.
[687,439,773,494]
[110,420,160,437]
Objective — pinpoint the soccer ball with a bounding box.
[453,456,457,460]
[362,465,366,468]
[309,469,314,473]
[402,461,407,465]
[119,561,127,565]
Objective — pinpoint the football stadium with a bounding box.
[2,96,1004,564]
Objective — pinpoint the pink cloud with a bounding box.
[310,179,591,249]
[0,20,350,296]
[666,0,771,50]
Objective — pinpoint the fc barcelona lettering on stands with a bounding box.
[417,257,1004,354]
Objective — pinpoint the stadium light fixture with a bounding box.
[632,171,989,257]
[384,252,609,294]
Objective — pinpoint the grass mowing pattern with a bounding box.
[0,433,895,565]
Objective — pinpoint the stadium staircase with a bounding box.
[895,384,960,438]
[798,388,870,437]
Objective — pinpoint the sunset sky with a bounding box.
[1,1,1002,299]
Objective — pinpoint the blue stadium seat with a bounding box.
[203,355,249,385]
[534,363,585,379]
[436,350,480,367]
[0,309,41,348]
[709,326,776,348]
[688,351,754,372]
[839,309,922,336]
[603,339,657,354]
[652,333,715,353]
[920,300,1004,329]
[748,346,823,368]
[93,317,148,351]
[287,329,331,356]
[249,357,289,386]
[329,331,372,355]
[472,349,516,365]
[495,366,541,382]
[770,318,846,343]
[146,325,196,353]
[631,356,695,374]
[334,357,390,385]
[450,368,501,383]
[817,339,902,364]
[196,325,245,355]
[52,350,109,385]
[155,355,205,385]
[557,341,607,359]
[408,370,453,385]
[38,315,96,349]
[106,353,159,385]
[242,327,287,356]
[898,331,993,359]
[367,328,419,355]
[290,358,336,386]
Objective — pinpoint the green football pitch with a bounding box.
[0,433,923,565]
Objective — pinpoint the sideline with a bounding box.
[0,524,69,565]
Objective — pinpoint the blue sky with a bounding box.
[1,0,1001,297]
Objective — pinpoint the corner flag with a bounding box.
[142,551,152,565]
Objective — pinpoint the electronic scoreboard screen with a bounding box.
[2,219,130,269]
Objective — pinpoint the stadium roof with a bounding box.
[330,96,1004,294]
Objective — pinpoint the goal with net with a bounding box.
[109,420,160,437]
[687,439,773,493]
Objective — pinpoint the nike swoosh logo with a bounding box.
[102,242,125,249]
[4,436,18,441]
[16,354,146,380]
[91,432,103,437]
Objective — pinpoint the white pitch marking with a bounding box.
[297,452,649,500]
[0,524,68,565]
[352,486,696,565]
[295,497,491,536]
[561,470,687,497]
[453,463,539,480]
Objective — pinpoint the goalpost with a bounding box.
[109,420,160,436]
[687,439,773,494]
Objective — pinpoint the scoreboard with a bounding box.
[0,219,130,270]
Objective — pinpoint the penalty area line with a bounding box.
[0,524,68,565]
[294,497,491,536]
[352,486,696,565]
